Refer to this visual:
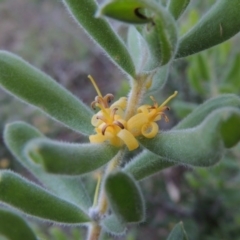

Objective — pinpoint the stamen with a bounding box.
[102,124,109,135]
[113,121,124,129]
[159,91,178,108]
[150,96,158,107]
[88,75,103,97]
[104,94,114,104]
[91,101,97,110]
[111,108,118,119]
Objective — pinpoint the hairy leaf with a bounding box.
[0,208,37,240]
[105,171,145,223]
[4,122,91,211]
[140,108,240,167]
[0,170,90,224]
[101,214,126,236]
[0,51,93,135]
[25,138,118,175]
[167,0,190,20]
[124,150,173,180]
[99,0,151,24]
[63,0,135,77]
[176,0,240,58]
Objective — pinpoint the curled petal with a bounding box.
[111,97,128,110]
[91,114,102,127]
[105,131,122,147]
[127,113,148,137]
[141,122,159,138]
[117,129,139,151]
[137,105,151,114]
[89,132,108,144]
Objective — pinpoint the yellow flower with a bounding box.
[127,91,178,138]
[88,75,139,151]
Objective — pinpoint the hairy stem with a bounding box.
[87,223,101,240]
[125,73,151,120]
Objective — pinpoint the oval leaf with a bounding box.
[0,208,37,240]
[176,0,240,58]
[63,0,135,77]
[99,0,151,24]
[105,171,145,223]
[0,170,90,224]
[140,108,240,167]
[25,139,118,175]
[4,122,92,210]
[0,51,93,135]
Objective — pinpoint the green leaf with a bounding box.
[0,51,93,135]
[63,0,135,77]
[25,138,118,175]
[148,63,170,93]
[167,222,188,240]
[99,0,151,24]
[124,150,173,180]
[167,0,190,20]
[176,0,240,58]
[220,113,240,148]
[142,5,178,70]
[140,108,240,167]
[174,94,240,130]
[0,170,90,224]
[172,100,197,119]
[127,26,148,73]
[4,122,91,211]
[101,214,126,236]
[105,171,145,223]
[125,95,240,180]
[0,208,37,240]
[221,53,240,92]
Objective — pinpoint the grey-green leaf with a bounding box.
[101,214,126,236]
[63,0,135,77]
[0,170,90,224]
[176,0,240,58]
[140,108,240,167]
[0,51,93,135]
[174,94,240,130]
[167,222,188,240]
[167,0,190,20]
[25,139,118,175]
[124,150,173,181]
[0,208,37,240]
[142,5,178,70]
[105,171,145,223]
[4,122,91,211]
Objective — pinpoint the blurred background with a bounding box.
[0,0,240,239]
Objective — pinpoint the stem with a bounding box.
[98,149,126,214]
[125,74,151,120]
[87,223,101,240]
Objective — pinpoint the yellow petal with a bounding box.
[89,133,107,143]
[127,113,148,137]
[137,105,151,114]
[111,97,127,110]
[104,131,122,147]
[141,122,159,138]
[117,129,139,151]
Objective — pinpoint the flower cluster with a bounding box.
[88,76,177,151]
